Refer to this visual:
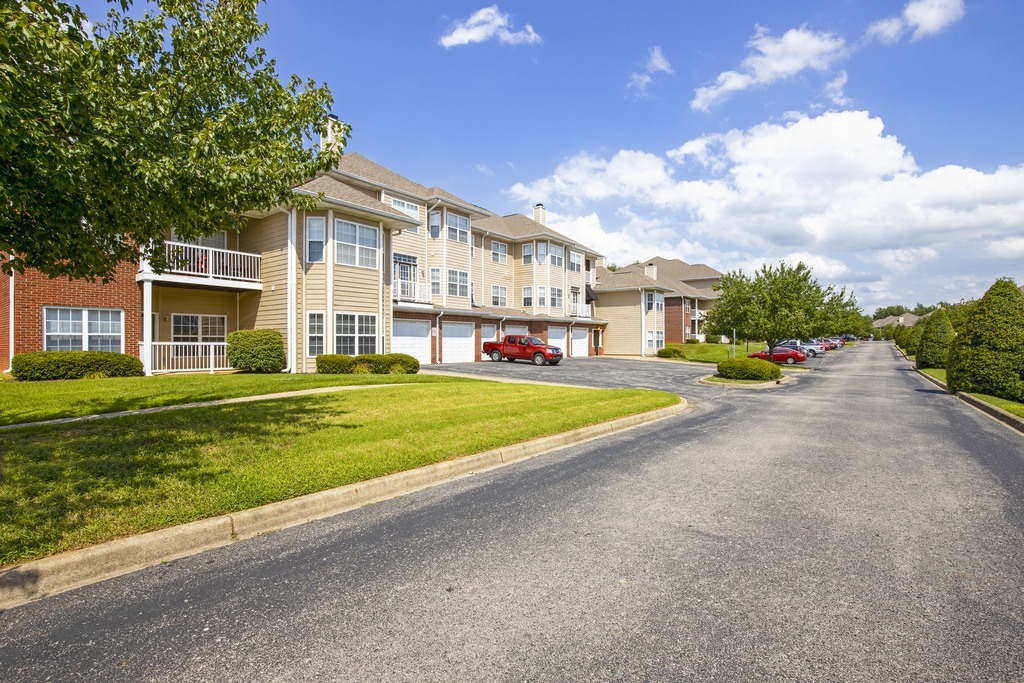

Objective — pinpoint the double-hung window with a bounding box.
[336,220,378,268]
[536,242,547,264]
[447,269,469,297]
[537,286,547,307]
[429,211,441,239]
[44,307,123,352]
[172,314,226,344]
[685,299,692,313]
[307,313,325,357]
[491,285,507,307]
[550,287,563,309]
[569,252,583,273]
[491,240,508,264]
[550,245,564,267]
[336,313,376,355]
[646,292,665,312]
[522,287,533,307]
[522,243,533,265]
[648,330,665,349]
[446,212,469,243]
[430,268,441,295]
[306,216,325,263]
[391,198,420,232]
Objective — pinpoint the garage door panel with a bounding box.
[442,322,475,363]
[548,326,566,353]
[571,328,589,357]
[505,324,529,337]
[392,319,431,365]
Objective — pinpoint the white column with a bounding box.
[142,279,153,375]
[287,208,297,372]
[326,209,334,354]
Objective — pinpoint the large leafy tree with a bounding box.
[873,304,909,320]
[0,0,348,280]
[704,261,856,358]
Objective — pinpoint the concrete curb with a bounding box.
[696,375,793,389]
[913,368,1024,436]
[0,399,690,610]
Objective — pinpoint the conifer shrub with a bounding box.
[11,351,144,381]
[717,358,781,381]
[916,308,955,369]
[947,278,1024,401]
[226,329,285,372]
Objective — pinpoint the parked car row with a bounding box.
[748,335,851,365]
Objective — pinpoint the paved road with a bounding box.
[2,344,1022,681]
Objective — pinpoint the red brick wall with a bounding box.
[666,298,684,345]
[12,263,143,358]
[0,270,10,370]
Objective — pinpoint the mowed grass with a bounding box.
[920,368,947,383]
[918,368,1024,417]
[664,343,760,363]
[0,372,465,426]
[0,382,678,566]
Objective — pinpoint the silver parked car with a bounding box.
[778,338,826,358]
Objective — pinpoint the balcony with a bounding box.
[569,303,592,317]
[393,279,433,304]
[140,242,262,290]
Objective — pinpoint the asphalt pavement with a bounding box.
[1,343,1022,681]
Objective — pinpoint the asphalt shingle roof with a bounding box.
[475,214,601,256]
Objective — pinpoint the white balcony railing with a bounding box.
[148,342,231,374]
[569,303,592,317]
[393,279,433,303]
[164,242,261,283]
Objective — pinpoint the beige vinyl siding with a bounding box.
[239,212,289,332]
[152,288,238,342]
[513,242,535,311]
[298,210,328,373]
[479,236,515,305]
[444,238,473,310]
[594,290,643,355]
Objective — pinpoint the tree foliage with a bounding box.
[703,261,860,357]
[0,0,349,280]
[915,308,955,369]
[873,304,909,320]
[947,278,1024,401]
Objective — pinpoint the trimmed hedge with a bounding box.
[717,358,781,381]
[916,308,955,369]
[316,353,420,375]
[11,351,144,381]
[226,329,285,373]
[685,338,701,344]
[947,278,1024,401]
[657,344,686,359]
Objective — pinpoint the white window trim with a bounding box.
[447,269,469,298]
[430,267,442,295]
[171,313,227,344]
[550,287,563,309]
[446,212,470,244]
[522,243,533,265]
[335,312,377,356]
[491,240,508,264]
[305,215,326,263]
[522,286,533,307]
[550,244,564,267]
[569,251,583,273]
[307,311,325,358]
[491,285,507,307]
[391,198,421,232]
[43,306,125,353]
[335,218,379,270]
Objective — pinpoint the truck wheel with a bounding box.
[505,357,515,362]
[549,359,560,366]
[490,350,502,362]
[532,353,546,366]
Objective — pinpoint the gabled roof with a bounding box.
[474,214,602,257]
[294,174,418,227]
[615,258,721,300]
[593,265,672,292]
[641,256,723,282]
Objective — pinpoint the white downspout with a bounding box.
[286,208,297,373]
[640,287,647,357]
[6,263,14,373]
[378,220,384,354]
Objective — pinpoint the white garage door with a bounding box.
[442,321,476,363]
[571,327,589,357]
[548,326,567,352]
[392,319,431,365]
[481,323,498,351]
[505,324,529,337]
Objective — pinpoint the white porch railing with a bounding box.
[148,342,232,374]
[569,303,592,317]
[392,279,433,303]
[164,242,261,283]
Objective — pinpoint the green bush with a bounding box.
[11,351,144,381]
[916,308,955,369]
[316,354,357,374]
[685,337,701,345]
[947,278,1024,401]
[717,358,781,381]
[315,353,420,375]
[226,329,285,372]
[657,344,686,359]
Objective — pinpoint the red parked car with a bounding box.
[483,335,563,365]
[748,347,807,364]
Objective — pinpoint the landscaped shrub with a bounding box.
[717,358,781,381]
[947,278,1024,401]
[11,351,144,381]
[315,353,420,375]
[685,338,701,345]
[657,344,686,359]
[916,308,955,369]
[316,354,357,374]
[906,322,925,357]
[226,329,285,372]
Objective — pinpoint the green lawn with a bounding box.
[920,368,947,383]
[663,343,761,363]
[0,372,465,426]
[974,393,1024,419]
[0,382,678,566]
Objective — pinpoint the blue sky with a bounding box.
[84,1,1024,313]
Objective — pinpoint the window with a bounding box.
[391,198,420,232]
[446,212,469,243]
[308,313,324,357]
[429,211,441,239]
[646,292,664,312]
[491,240,508,264]
[172,314,226,344]
[647,292,654,312]
[647,330,666,350]
[491,285,507,307]
[44,307,123,352]
[447,269,469,297]
[335,314,376,355]
[336,219,378,269]
[550,287,563,309]
[536,242,547,264]
[306,216,325,263]
[569,252,583,273]
[523,286,533,307]
[550,244,564,267]
[537,286,547,307]
[430,268,441,295]
[685,299,692,313]
[522,243,533,265]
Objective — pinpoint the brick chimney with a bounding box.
[533,203,547,226]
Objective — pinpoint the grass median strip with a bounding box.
[0,373,465,426]
[0,381,678,566]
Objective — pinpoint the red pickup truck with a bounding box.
[483,335,563,365]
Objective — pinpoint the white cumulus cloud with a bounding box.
[864,0,964,44]
[628,46,673,95]
[439,6,541,48]
[824,70,851,106]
